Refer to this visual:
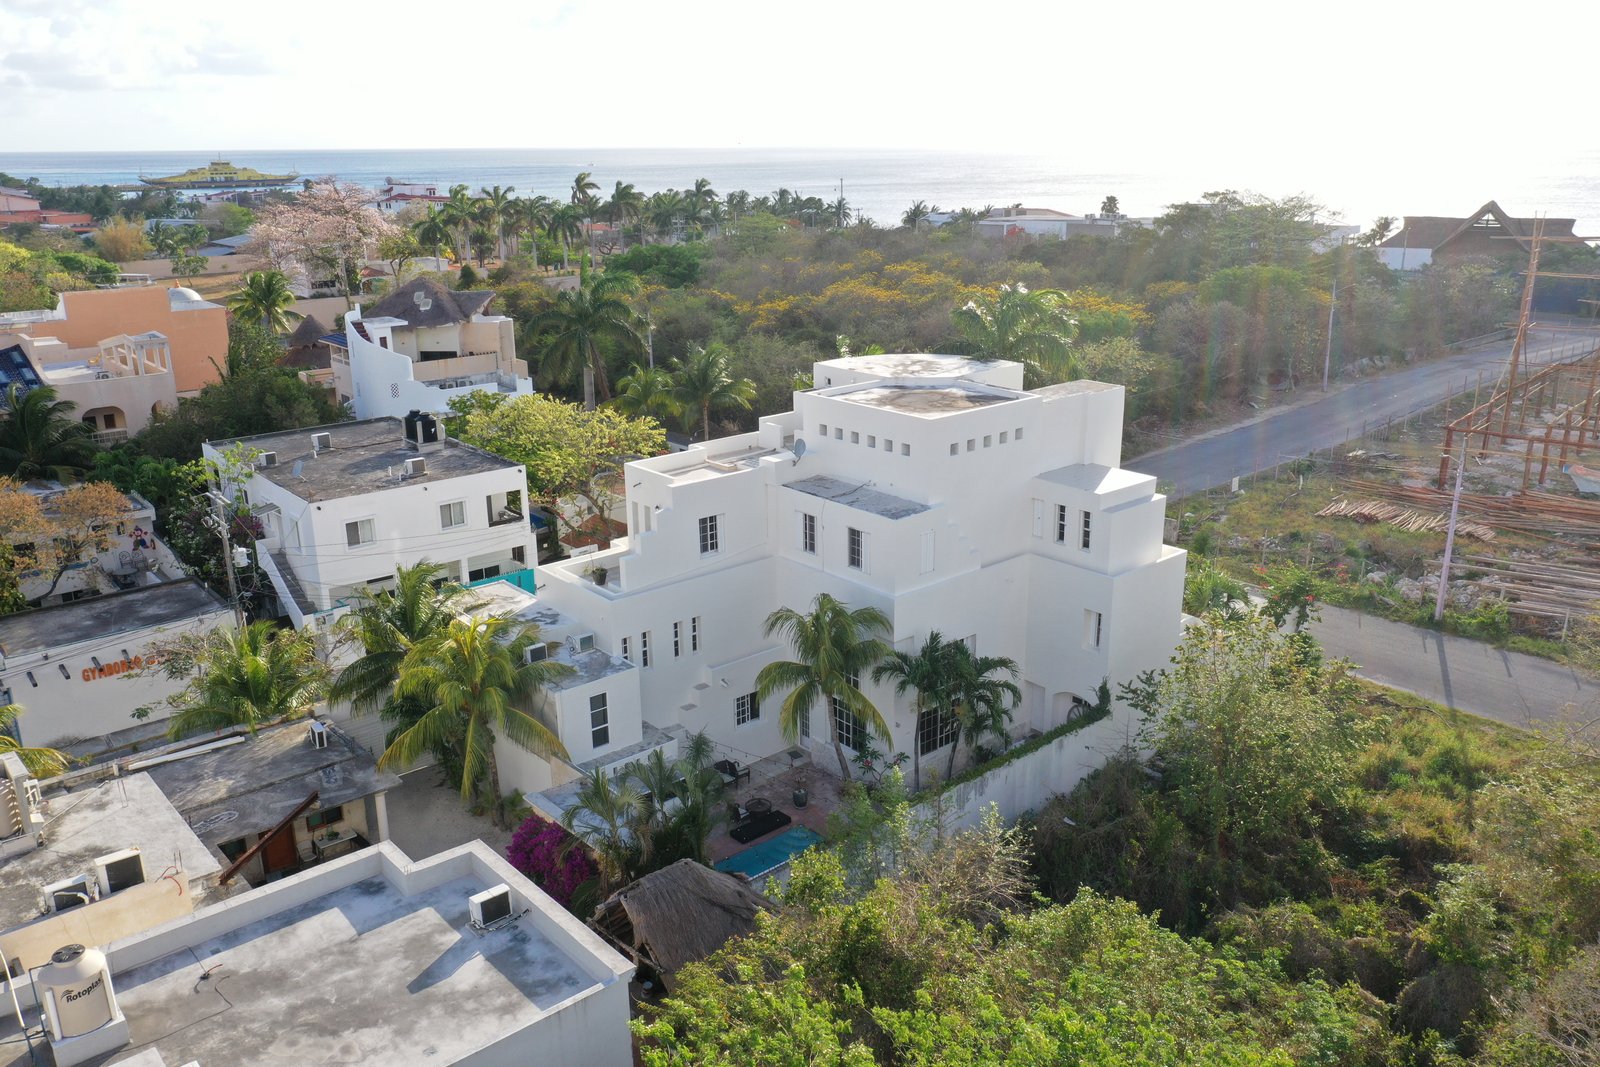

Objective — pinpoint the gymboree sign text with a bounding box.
[82,652,164,682]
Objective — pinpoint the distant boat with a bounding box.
[1565,462,1600,495]
[139,160,298,189]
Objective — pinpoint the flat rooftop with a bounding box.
[139,719,401,850]
[785,474,930,520]
[0,845,627,1067]
[477,582,637,691]
[814,353,1007,379]
[833,382,1019,416]
[0,773,219,931]
[0,579,225,658]
[209,417,519,503]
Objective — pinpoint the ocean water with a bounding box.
[3,147,1598,233]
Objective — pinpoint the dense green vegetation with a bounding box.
[635,615,1600,1065]
[0,236,120,311]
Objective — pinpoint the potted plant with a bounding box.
[792,786,808,808]
[590,565,608,586]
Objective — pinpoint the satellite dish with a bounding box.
[792,438,807,462]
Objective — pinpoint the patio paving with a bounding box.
[707,758,846,864]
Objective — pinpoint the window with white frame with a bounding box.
[918,705,958,755]
[691,616,701,653]
[832,673,866,752]
[621,636,631,661]
[345,518,375,547]
[1084,609,1103,649]
[736,691,760,725]
[640,630,652,666]
[673,621,682,657]
[698,515,719,554]
[1055,504,1068,544]
[589,693,610,748]
[1080,509,1093,550]
[801,512,816,554]
[847,527,864,570]
[439,501,466,530]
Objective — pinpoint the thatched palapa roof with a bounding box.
[590,859,773,979]
[281,314,333,370]
[361,277,496,328]
[1380,200,1577,254]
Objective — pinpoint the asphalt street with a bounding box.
[1128,326,1600,498]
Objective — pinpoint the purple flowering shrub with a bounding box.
[506,814,598,911]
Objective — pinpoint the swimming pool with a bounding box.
[714,826,825,879]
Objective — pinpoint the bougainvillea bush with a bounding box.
[507,814,599,912]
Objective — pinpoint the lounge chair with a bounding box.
[714,759,750,788]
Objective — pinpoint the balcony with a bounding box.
[488,507,525,528]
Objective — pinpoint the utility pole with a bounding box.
[1323,276,1337,392]
[1433,440,1467,623]
[207,489,247,629]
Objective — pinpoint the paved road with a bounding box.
[1309,604,1595,729]
[1130,326,1600,498]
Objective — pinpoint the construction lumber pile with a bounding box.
[1316,498,1497,540]
[1429,553,1600,621]
[1340,479,1600,546]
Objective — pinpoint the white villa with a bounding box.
[491,353,1185,803]
[330,277,535,419]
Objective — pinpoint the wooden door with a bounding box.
[261,829,299,873]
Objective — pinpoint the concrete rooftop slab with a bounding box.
[833,383,1019,416]
[783,474,930,520]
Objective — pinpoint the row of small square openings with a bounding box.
[950,428,1024,455]
[816,424,911,456]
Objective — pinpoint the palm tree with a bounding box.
[571,171,600,206]
[606,181,644,238]
[330,562,473,714]
[902,200,932,230]
[627,730,724,869]
[382,615,573,826]
[644,191,683,244]
[528,260,644,409]
[756,594,892,780]
[165,622,329,739]
[611,364,680,424]
[944,643,1020,778]
[669,343,755,440]
[412,208,453,259]
[724,190,751,223]
[561,767,645,891]
[0,703,68,777]
[146,222,180,257]
[826,197,851,228]
[440,184,477,264]
[0,383,97,479]
[478,185,516,262]
[508,195,553,267]
[1183,557,1251,619]
[689,178,718,211]
[546,203,585,270]
[227,270,302,334]
[871,630,960,791]
[950,283,1082,383]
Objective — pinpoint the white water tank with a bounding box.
[37,944,119,1039]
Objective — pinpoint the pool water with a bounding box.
[714,826,825,879]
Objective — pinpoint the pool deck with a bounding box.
[706,762,844,865]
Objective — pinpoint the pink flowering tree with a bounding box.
[245,180,398,307]
[507,813,599,913]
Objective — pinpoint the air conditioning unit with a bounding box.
[44,875,93,913]
[94,848,145,896]
[568,633,596,654]
[310,431,333,453]
[469,884,513,929]
[258,451,278,468]
[524,643,550,664]
[403,457,427,478]
[308,721,329,749]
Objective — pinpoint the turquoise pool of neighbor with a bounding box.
[714,826,825,879]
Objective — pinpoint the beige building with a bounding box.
[0,284,228,396]
[1,332,178,440]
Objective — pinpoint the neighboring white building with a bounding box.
[0,839,636,1067]
[500,353,1184,802]
[330,276,535,419]
[206,413,536,629]
[0,579,230,747]
[975,207,1148,240]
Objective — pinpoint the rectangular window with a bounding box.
[590,693,610,748]
[439,501,466,529]
[641,630,652,667]
[345,518,375,547]
[918,705,959,756]
[819,423,828,435]
[847,527,864,570]
[1016,427,1024,440]
[698,515,719,554]
[1084,609,1103,649]
[833,673,866,752]
[901,443,911,456]
[673,621,682,658]
[799,703,811,738]
[966,439,976,452]
[835,427,843,440]
[511,544,526,564]
[306,804,345,830]
[949,443,959,456]
[883,438,892,452]
[1080,510,1093,551]
[467,564,501,582]
[1055,504,1068,543]
[850,431,860,444]
[866,435,875,448]
[1000,430,1009,444]
[621,636,631,661]
[691,616,701,653]
[983,434,992,448]
[736,691,760,725]
[801,512,816,554]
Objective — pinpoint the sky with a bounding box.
[2,0,1598,171]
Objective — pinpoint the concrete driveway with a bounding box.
[1309,604,1596,729]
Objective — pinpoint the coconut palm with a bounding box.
[625,731,724,870]
[528,260,644,409]
[571,171,600,206]
[411,208,453,259]
[165,622,329,739]
[0,703,68,778]
[478,184,516,262]
[826,197,852,228]
[508,195,553,266]
[611,364,680,424]
[902,200,932,230]
[0,383,97,480]
[606,181,644,237]
[669,343,755,440]
[382,615,572,826]
[871,630,960,791]
[644,191,683,243]
[724,189,752,223]
[950,283,1082,383]
[756,594,892,780]
[440,184,477,263]
[227,269,302,334]
[330,561,474,714]
[944,643,1021,778]
[546,203,585,270]
[1184,556,1251,619]
[561,767,645,891]
[146,222,180,257]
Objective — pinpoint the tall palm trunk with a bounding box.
[701,401,711,441]
[947,703,965,779]
[582,365,597,411]
[487,748,505,828]
[911,699,923,791]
